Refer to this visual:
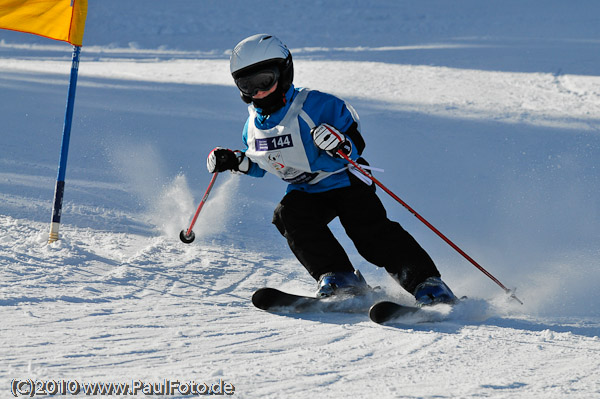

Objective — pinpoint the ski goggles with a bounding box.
[234,65,280,97]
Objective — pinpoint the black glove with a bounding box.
[207,147,242,173]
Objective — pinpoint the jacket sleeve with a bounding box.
[305,91,366,158]
[343,121,365,156]
[241,119,266,178]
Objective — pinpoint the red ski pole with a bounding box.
[179,172,219,244]
[339,151,523,304]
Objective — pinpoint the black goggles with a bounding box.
[234,66,280,97]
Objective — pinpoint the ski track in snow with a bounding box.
[2,1,600,398]
[2,215,599,398]
[3,216,599,398]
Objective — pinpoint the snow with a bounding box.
[1,0,599,397]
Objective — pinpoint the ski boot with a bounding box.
[413,276,458,306]
[315,270,369,298]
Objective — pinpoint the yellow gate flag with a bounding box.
[0,0,88,46]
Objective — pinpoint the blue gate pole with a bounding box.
[48,45,81,243]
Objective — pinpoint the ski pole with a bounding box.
[179,172,219,244]
[338,150,523,304]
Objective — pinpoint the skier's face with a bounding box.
[252,81,278,99]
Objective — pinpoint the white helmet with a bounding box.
[230,34,294,109]
[230,34,291,76]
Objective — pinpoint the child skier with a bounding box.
[207,34,457,305]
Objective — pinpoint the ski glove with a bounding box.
[311,123,353,158]
[206,147,249,173]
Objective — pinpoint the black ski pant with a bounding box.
[272,178,441,294]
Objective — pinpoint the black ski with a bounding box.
[253,288,459,322]
[252,288,321,311]
[368,301,421,324]
[252,287,376,313]
[369,298,465,324]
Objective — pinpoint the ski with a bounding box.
[368,301,422,324]
[252,287,376,314]
[253,288,460,322]
[252,288,319,311]
[369,299,464,324]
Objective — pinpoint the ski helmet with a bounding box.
[230,34,294,112]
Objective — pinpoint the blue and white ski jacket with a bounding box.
[241,84,363,193]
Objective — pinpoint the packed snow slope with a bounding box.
[1,1,599,398]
